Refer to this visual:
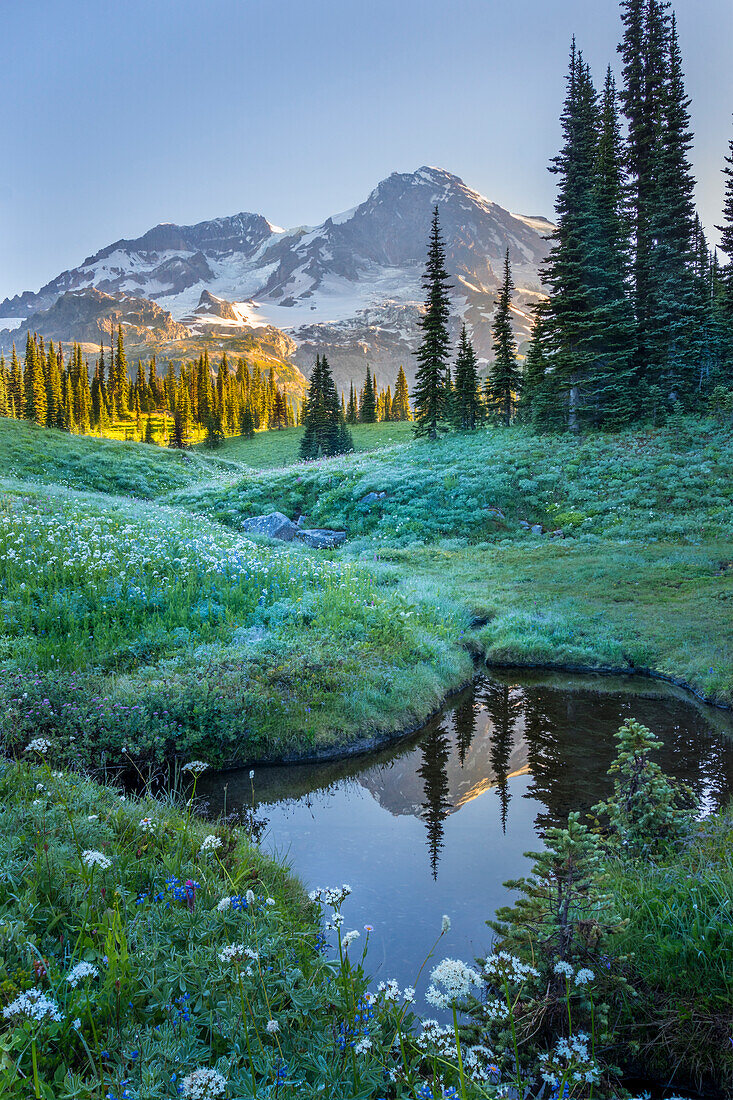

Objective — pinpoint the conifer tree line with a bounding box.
[0,327,300,445]
[524,0,733,431]
[411,206,525,438]
[343,364,413,425]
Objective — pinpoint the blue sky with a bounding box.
[1,0,731,302]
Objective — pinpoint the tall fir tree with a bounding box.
[113,325,129,417]
[489,250,521,425]
[392,366,412,420]
[716,114,733,317]
[23,334,47,425]
[359,365,377,423]
[300,355,353,459]
[412,206,452,439]
[452,324,482,429]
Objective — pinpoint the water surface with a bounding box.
[199,672,733,1000]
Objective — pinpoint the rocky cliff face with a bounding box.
[1,168,552,388]
[0,288,188,350]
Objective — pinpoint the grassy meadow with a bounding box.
[1,415,732,773]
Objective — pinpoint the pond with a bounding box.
[198,671,733,1007]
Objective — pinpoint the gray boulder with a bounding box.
[531,524,544,535]
[296,528,347,549]
[360,491,387,505]
[241,512,299,541]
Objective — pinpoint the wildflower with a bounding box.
[88,814,99,821]
[72,1018,82,1030]
[308,884,352,907]
[217,943,258,965]
[575,967,595,986]
[139,816,156,833]
[342,929,360,950]
[554,960,575,979]
[245,889,255,906]
[216,897,232,912]
[200,834,222,853]
[441,914,451,934]
[364,924,374,933]
[181,1067,227,1099]
[354,1036,372,1053]
[82,850,111,870]
[182,761,209,776]
[249,769,254,779]
[484,951,539,984]
[426,957,481,1009]
[24,738,52,755]
[266,1018,280,1034]
[66,961,99,987]
[3,988,62,1023]
[265,897,275,906]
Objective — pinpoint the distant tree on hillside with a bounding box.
[392,366,412,420]
[300,354,353,459]
[452,324,482,430]
[489,250,521,426]
[412,206,452,439]
[359,365,377,423]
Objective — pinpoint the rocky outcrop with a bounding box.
[0,288,189,351]
[241,512,299,542]
[241,512,346,549]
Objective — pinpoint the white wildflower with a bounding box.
[441,914,451,934]
[200,834,222,853]
[81,850,111,870]
[342,929,360,950]
[72,1018,82,1030]
[575,967,595,986]
[308,884,352,907]
[354,1036,372,1054]
[139,816,156,833]
[554,960,575,979]
[402,986,415,1003]
[3,988,62,1023]
[181,1066,227,1099]
[265,897,275,906]
[425,957,481,1009]
[266,1018,280,1034]
[25,738,52,755]
[216,897,232,912]
[249,769,254,779]
[217,943,258,965]
[484,951,539,985]
[66,962,99,987]
[182,761,209,776]
[245,889,255,905]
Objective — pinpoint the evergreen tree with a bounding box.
[8,345,23,418]
[360,365,377,423]
[346,381,358,424]
[489,250,521,425]
[412,206,452,439]
[299,354,353,459]
[23,334,47,425]
[113,326,129,417]
[240,400,255,439]
[716,114,733,316]
[144,414,156,445]
[392,366,412,421]
[452,324,482,429]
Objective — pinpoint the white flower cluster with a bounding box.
[425,957,482,1010]
[538,1032,601,1086]
[66,961,99,987]
[217,944,258,965]
[3,988,62,1023]
[325,911,345,930]
[139,816,156,834]
[484,951,539,985]
[484,998,510,1023]
[25,738,52,754]
[417,1021,498,1083]
[342,929,360,950]
[216,897,232,912]
[265,1018,280,1034]
[308,884,352,907]
[200,834,223,853]
[81,850,111,870]
[181,1066,228,1099]
[375,979,415,1004]
[183,760,209,776]
[354,1036,372,1054]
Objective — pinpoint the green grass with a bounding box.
[0,481,470,767]
[171,418,733,546]
[608,806,733,1090]
[0,419,218,499]
[197,420,415,469]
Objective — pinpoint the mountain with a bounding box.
[0,287,308,398]
[0,167,552,389]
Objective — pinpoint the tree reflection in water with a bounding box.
[417,720,452,879]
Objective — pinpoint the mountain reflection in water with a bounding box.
[198,673,733,994]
